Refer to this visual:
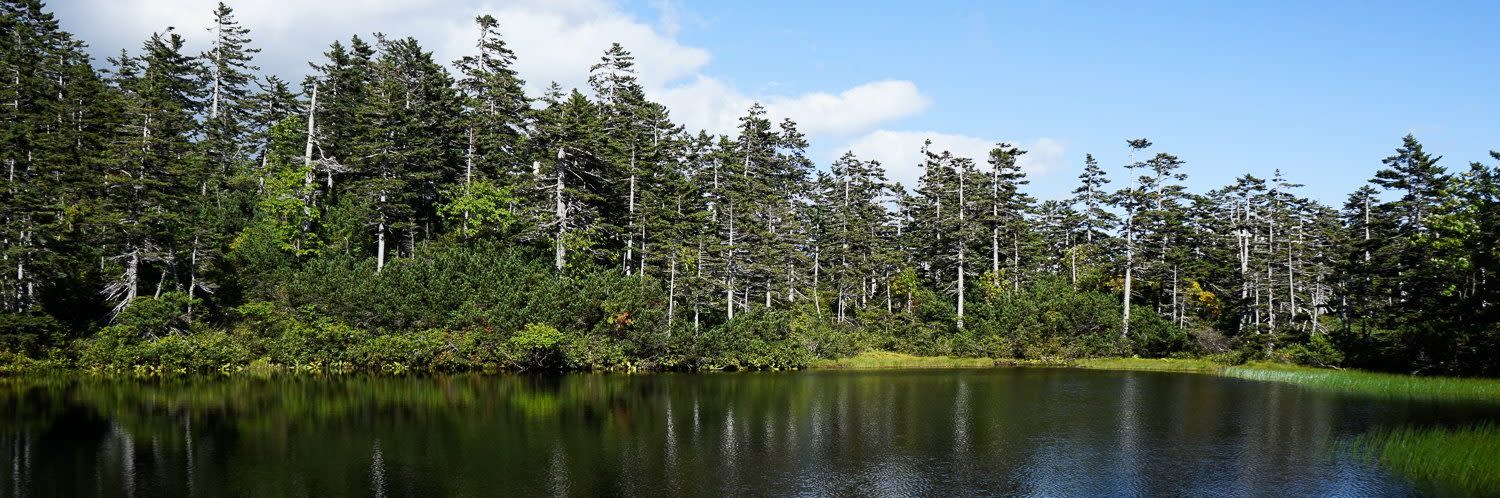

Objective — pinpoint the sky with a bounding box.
[52,0,1500,203]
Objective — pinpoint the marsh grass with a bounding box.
[1224,362,1500,401]
[1349,424,1500,497]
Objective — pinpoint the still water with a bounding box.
[1,368,1497,497]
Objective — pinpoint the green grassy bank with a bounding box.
[812,352,1224,373]
[807,351,1013,369]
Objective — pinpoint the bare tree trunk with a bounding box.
[957,167,966,330]
[725,201,735,320]
[554,148,567,272]
[303,82,317,186]
[694,241,703,335]
[463,127,474,237]
[376,194,387,273]
[1172,265,1180,327]
[1289,221,1297,330]
[1013,233,1021,293]
[813,248,822,319]
[667,255,677,330]
[625,148,636,274]
[786,263,795,303]
[1070,244,1078,289]
[1267,211,1276,331]
[120,249,140,315]
[186,237,199,323]
[1122,212,1134,338]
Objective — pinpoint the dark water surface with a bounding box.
[2,368,1498,497]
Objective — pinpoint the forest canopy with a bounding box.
[1,1,1497,375]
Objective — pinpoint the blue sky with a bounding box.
[665,1,1500,201]
[56,0,1500,202]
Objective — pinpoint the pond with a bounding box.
[2,368,1497,497]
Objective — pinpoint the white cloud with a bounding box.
[58,0,923,139]
[59,0,961,180]
[840,131,1066,189]
[434,1,711,93]
[655,78,928,137]
[58,0,709,94]
[764,80,930,136]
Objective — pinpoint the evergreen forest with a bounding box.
[3,1,1498,375]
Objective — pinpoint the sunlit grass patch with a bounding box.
[1224,362,1500,401]
[809,351,1000,369]
[1350,424,1500,497]
[1071,357,1224,373]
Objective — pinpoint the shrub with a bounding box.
[506,323,565,369]
[1128,305,1191,357]
[114,292,197,337]
[1281,332,1345,367]
[270,318,369,367]
[349,329,458,371]
[0,313,64,355]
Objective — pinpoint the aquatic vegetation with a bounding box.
[1350,424,1500,497]
[1224,362,1500,401]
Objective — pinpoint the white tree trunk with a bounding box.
[667,255,677,330]
[625,148,636,274]
[376,198,387,273]
[554,148,567,272]
[992,165,1000,288]
[303,82,317,186]
[956,166,966,329]
[725,201,735,320]
[1122,213,1134,338]
[463,127,474,236]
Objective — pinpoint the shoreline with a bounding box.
[9,351,1500,402]
[812,351,1500,401]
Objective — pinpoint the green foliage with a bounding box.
[113,292,197,337]
[349,329,458,371]
[79,328,252,372]
[0,313,64,355]
[439,179,519,239]
[1127,304,1192,357]
[1277,332,1345,367]
[965,277,1132,359]
[697,310,813,370]
[506,323,563,369]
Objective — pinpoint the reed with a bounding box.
[1223,362,1500,401]
[1350,423,1500,497]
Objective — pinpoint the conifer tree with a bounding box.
[98,29,204,316]
[981,143,1031,291]
[1112,138,1154,337]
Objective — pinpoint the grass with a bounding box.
[1223,362,1500,401]
[815,353,1500,402]
[809,351,1005,369]
[1071,357,1224,373]
[811,352,1224,372]
[1349,424,1500,497]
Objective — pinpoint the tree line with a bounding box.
[1,1,1496,374]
